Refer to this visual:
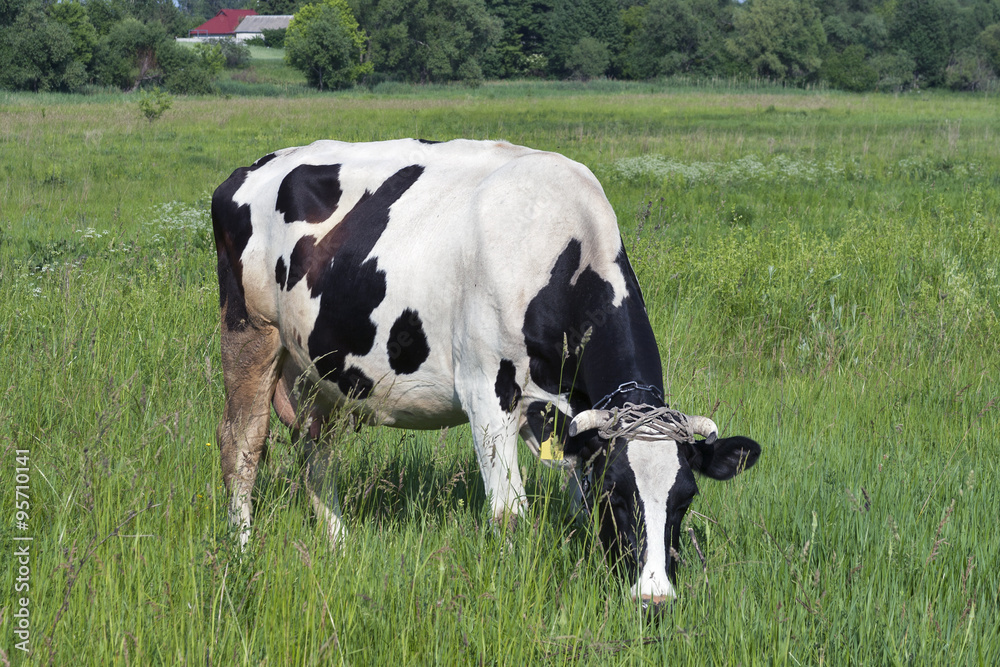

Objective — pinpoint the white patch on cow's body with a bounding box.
[626,440,682,601]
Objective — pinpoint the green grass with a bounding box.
[245,45,286,61]
[1,84,998,664]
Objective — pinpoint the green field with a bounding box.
[1,83,998,664]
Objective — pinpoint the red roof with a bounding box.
[189,9,257,37]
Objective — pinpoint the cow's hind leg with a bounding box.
[218,309,283,549]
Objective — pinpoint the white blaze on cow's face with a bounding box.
[626,439,689,602]
[593,438,697,605]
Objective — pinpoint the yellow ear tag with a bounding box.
[540,435,563,461]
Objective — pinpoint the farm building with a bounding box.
[188,9,258,39]
[234,15,293,41]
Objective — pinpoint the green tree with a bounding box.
[624,0,697,78]
[92,18,168,89]
[286,0,370,89]
[350,0,500,83]
[49,0,99,67]
[85,0,127,35]
[944,45,996,89]
[0,1,86,91]
[0,0,29,25]
[127,0,187,36]
[543,0,622,77]
[870,49,917,90]
[621,0,736,79]
[255,0,307,14]
[193,41,226,75]
[727,0,826,82]
[888,0,950,85]
[976,22,1000,72]
[481,0,551,78]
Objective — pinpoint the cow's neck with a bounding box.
[570,244,664,411]
[575,285,664,411]
[523,240,665,413]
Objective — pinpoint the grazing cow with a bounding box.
[212,138,760,605]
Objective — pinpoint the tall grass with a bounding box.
[1,85,997,663]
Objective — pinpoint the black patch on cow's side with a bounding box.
[284,234,315,291]
[494,359,522,413]
[387,308,430,374]
[275,256,287,290]
[276,163,343,224]
[337,366,374,400]
[250,152,278,171]
[521,239,664,411]
[212,166,255,325]
[417,139,441,144]
[306,165,425,385]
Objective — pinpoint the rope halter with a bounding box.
[569,403,719,446]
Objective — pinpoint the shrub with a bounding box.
[944,47,996,91]
[822,45,878,92]
[457,58,484,87]
[567,37,609,81]
[218,38,252,68]
[870,50,916,91]
[261,28,287,48]
[157,40,216,94]
[136,86,173,122]
[164,64,215,95]
[193,42,225,76]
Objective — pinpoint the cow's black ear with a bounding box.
[685,436,760,481]
[562,432,606,465]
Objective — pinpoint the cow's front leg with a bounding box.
[300,415,347,547]
[468,406,527,527]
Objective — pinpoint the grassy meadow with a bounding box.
[1,82,998,664]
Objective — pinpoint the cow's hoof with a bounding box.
[492,513,521,533]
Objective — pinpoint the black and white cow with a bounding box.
[212,138,760,605]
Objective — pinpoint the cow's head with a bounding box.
[567,408,760,606]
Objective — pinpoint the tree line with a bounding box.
[3,0,1000,93]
